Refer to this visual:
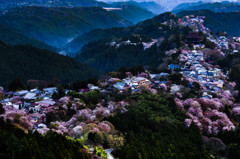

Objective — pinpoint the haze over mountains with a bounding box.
[1,0,240,56]
[172,1,240,13]
[0,6,132,48]
[0,0,161,54]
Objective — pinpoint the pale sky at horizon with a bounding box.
[97,0,238,4]
[97,0,239,10]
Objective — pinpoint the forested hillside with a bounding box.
[0,41,99,87]
[177,10,240,36]
[0,24,57,52]
[76,13,190,72]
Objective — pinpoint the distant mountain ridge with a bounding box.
[0,6,131,48]
[108,2,155,24]
[0,0,108,9]
[172,1,240,13]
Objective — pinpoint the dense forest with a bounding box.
[0,118,91,159]
[106,91,210,158]
[0,24,57,52]
[218,53,240,101]
[0,41,99,87]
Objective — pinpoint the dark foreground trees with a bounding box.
[0,118,91,159]
[107,91,210,159]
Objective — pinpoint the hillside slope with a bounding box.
[0,24,57,52]
[64,12,180,54]
[177,10,240,36]
[109,2,155,24]
[76,13,191,72]
[0,41,99,87]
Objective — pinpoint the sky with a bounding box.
[97,0,239,4]
[97,0,239,10]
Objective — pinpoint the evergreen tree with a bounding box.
[8,78,25,91]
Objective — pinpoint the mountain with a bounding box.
[43,0,108,7]
[75,13,191,72]
[177,10,240,36]
[172,2,240,14]
[0,0,108,9]
[0,6,131,48]
[136,1,166,14]
[172,1,204,13]
[63,27,129,55]
[122,1,166,14]
[64,11,180,54]
[108,2,155,24]
[0,24,57,52]
[0,41,99,87]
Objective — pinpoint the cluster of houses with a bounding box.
[1,87,59,113]
[181,15,211,34]
[179,49,226,98]
[209,36,229,50]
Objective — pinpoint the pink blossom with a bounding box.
[62,105,68,110]
[91,127,100,133]
[98,122,111,132]
[183,99,194,108]
[159,83,167,91]
[70,103,77,111]
[93,107,110,118]
[77,109,92,120]
[176,92,182,98]
[184,119,192,127]
[174,98,184,110]
[150,89,157,94]
[59,97,69,105]
[233,107,240,116]
[138,72,148,78]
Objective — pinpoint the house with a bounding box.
[113,82,127,91]
[160,72,169,77]
[43,87,57,95]
[207,72,214,78]
[29,106,40,113]
[38,123,47,128]
[150,74,159,80]
[170,84,181,94]
[132,77,150,88]
[122,78,132,85]
[24,93,37,100]
[89,85,100,91]
[131,88,140,93]
[202,92,213,99]
[36,99,55,107]
[168,64,181,70]
[213,80,224,88]
[15,90,29,96]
